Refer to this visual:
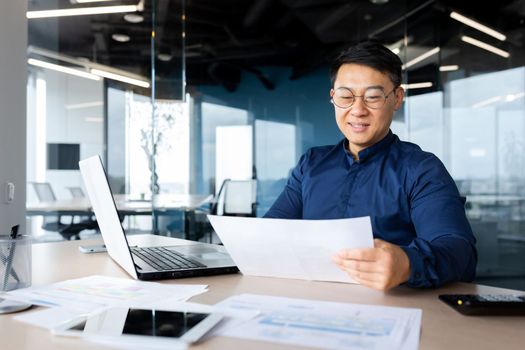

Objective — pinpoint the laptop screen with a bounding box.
[79,155,138,279]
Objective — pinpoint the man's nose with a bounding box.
[350,97,368,117]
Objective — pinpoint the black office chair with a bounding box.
[31,182,86,240]
[67,186,99,232]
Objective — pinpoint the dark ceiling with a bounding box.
[28,0,525,95]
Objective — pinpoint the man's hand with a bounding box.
[331,239,411,291]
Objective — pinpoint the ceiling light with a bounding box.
[369,0,389,4]
[472,96,502,109]
[157,53,172,62]
[439,65,459,72]
[401,82,433,90]
[85,116,104,123]
[65,101,104,110]
[90,68,150,88]
[450,11,506,41]
[27,5,138,19]
[472,92,524,108]
[514,92,525,99]
[28,46,149,88]
[124,13,144,23]
[504,92,525,102]
[461,36,510,58]
[505,94,516,102]
[28,58,101,81]
[112,33,130,42]
[469,148,486,157]
[387,37,411,56]
[402,47,440,70]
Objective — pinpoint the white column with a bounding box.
[0,2,27,233]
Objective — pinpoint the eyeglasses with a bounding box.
[330,87,397,109]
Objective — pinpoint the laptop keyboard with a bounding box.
[131,247,207,270]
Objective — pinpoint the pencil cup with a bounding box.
[0,235,31,291]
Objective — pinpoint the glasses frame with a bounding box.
[330,86,398,110]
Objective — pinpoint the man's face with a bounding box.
[331,63,404,158]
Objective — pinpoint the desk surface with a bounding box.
[1,235,524,350]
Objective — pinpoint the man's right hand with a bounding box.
[331,239,411,291]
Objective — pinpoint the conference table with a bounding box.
[26,194,213,237]
[0,235,523,350]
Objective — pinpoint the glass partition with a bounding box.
[403,2,525,290]
[26,0,185,240]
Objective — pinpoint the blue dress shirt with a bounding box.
[264,130,477,288]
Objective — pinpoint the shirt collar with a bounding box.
[343,130,396,165]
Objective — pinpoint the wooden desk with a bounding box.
[1,235,523,350]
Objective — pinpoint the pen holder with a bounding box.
[0,235,31,291]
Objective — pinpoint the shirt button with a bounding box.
[415,272,421,279]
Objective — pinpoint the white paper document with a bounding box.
[215,294,422,350]
[5,275,208,313]
[208,215,373,283]
[14,307,83,330]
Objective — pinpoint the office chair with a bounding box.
[191,179,258,243]
[216,179,258,217]
[67,186,85,199]
[30,182,85,240]
[67,186,100,232]
[31,182,68,232]
[32,182,57,202]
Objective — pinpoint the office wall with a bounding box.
[26,69,104,200]
[195,66,340,214]
[0,2,27,233]
[198,66,339,151]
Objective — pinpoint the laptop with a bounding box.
[79,155,238,281]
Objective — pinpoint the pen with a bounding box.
[10,225,19,239]
[2,225,20,291]
[0,251,19,282]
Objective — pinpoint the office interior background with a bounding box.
[0,0,523,290]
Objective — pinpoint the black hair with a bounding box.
[330,41,402,88]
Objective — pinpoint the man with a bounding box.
[264,41,477,291]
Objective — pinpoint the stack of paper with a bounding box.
[208,215,374,283]
[213,294,422,350]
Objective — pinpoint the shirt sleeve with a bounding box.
[402,154,478,288]
[263,151,309,219]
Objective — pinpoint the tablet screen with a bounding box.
[123,309,208,338]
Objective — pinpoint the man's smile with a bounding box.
[348,122,370,132]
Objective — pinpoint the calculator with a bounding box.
[439,294,525,316]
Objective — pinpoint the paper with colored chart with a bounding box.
[5,275,207,312]
[214,293,422,350]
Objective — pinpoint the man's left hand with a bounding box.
[332,239,411,291]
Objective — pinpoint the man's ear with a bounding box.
[394,87,405,110]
